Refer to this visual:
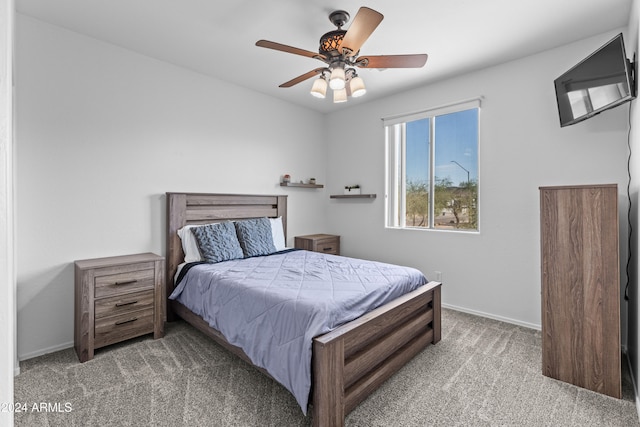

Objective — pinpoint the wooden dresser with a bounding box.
[74,252,165,362]
[540,184,620,398]
[294,234,340,255]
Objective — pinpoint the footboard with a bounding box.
[312,281,441,427]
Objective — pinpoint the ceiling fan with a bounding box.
[255,6,428,103]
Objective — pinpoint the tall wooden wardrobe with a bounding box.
[539,184,621,398]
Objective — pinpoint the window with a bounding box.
[384,99,480,231]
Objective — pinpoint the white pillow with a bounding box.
[269,217,286,251]
[177,224,203,262]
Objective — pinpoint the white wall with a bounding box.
[15,15,328,359]
[15,12,636,363]
[626,0,640,413]
[325,30,632,335]
[0,0,15,425]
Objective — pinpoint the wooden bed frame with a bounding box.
[165,192,441,427]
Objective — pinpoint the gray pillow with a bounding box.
[234,217,276,257]
[191,222,244,263]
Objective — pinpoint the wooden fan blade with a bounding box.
[338,7,383,55]
[357,54,428,69]
[279,68,325,88]
[256,40,326,61]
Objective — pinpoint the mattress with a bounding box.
[169,249,427,413]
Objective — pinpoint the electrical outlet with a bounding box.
[435,271,442,281]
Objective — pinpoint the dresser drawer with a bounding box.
[94,264,155,298]
[95,289,155,319]
[315,239,339,254]
[94,308,154,348]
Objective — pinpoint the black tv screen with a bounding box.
[554,33,635,127]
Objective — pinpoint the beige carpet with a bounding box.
[14,309,640,426]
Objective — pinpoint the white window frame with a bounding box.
[383,97,481,232]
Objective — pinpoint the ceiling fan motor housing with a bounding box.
[319,30,346,57]
[319,10,351,58]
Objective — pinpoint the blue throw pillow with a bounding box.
[234,217,276,257]
[191,222,244,263]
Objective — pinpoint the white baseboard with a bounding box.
[442,304,629,355]
[17,341,73,364]
[442,303,541,330]
[624,351,640,422]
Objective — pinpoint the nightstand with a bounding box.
[294,234,340,255]
[74,252,165,362]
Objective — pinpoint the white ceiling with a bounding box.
[16,0,633,114]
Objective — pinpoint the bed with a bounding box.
[165,192,441,427]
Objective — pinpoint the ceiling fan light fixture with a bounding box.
[310,76,328,98]
[329,66,346,90]
[257,7,428,106]
[333,87,348,103]
[349,75,366,97]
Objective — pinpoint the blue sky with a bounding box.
[406,108,478,186]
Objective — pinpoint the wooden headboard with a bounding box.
[165,192,288,297]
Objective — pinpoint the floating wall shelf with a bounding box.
[330,194,377,199]
[280,182,324,189]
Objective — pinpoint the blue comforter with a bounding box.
[169,249,427,413]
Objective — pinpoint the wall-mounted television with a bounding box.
[554,33,636,127]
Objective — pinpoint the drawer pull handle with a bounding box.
[114,279,137,286]
[323,247,333,251]
[115,300,138,307]
[115,317,138,326]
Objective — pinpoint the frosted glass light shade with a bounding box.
[310,77,328,98]
[333,88,348,103]
[350,76,366,97]
[329,67,346,90]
